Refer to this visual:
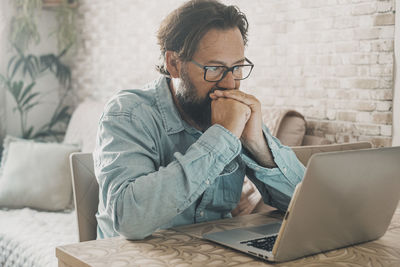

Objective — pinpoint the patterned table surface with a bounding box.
[56,207,400,267]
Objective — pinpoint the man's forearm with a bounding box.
[241,136,277,168]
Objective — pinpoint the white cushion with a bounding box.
[0,136,79,211]
[63,99,105,152]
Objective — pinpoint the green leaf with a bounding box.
[21,92,40,108]
[23,126,35,139]
[40,54,56,72]
[57,63,71,86]
[26,54,39,79]
[22,57,29,77]
[23,101,39,112]
[40,53,71,86]
[23,57,35,80]
[18,82,36,103]
[57,43,71,58]
[11,57,24,79]
[32,55,40,74]
[10,80,24,101]
[7,55,17,76]
[57,106,70,120]
[48,105,70,127]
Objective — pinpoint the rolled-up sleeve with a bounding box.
[240,125,305,211]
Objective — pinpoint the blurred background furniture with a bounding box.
[0,100,105,267]
[262,108,332,147]
[70,152,98,242]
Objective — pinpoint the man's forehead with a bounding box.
[206,58,246,65]
[194,27,245,64]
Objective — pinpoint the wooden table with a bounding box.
[56,207,400,266]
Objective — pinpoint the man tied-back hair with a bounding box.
[94,0,305,240]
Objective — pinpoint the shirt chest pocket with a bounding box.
[208,161,245,211]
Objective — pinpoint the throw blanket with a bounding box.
[0,208,77,267]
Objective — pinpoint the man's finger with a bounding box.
[209,93,218,100]
[213,90,258,108]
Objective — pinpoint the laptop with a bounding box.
[203,146,400,262]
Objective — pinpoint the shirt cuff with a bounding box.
[197,124,241,164]
[240,126,281,172]
[241,125,304,186]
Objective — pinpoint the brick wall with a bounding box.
[71,0,395,147]
[71,0,184,101]
[394,0,400,146]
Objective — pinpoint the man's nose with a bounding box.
[217,70,236,90]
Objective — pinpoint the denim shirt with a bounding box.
[94,76,305,240]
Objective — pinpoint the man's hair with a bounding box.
[156,0,249,76]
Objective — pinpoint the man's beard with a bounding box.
[175,67,216,130]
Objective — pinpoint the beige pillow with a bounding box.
[262,109,306,146]
[0,136,79,211]
[276,115,306,146]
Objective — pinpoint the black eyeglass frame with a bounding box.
[190,57,254,82]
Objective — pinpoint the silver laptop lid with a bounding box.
[273,146,400,262]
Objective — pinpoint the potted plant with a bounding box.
[0,0,78,141]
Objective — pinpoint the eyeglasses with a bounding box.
[190,57,254,82]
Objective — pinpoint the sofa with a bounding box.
[0,100,105,267]
[0,99,365,267]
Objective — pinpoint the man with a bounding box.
[94,0,305,240]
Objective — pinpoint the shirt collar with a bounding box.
[155,76,186,134]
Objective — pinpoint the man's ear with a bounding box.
[165,51,181,78]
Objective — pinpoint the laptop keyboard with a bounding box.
[240,235,278,252]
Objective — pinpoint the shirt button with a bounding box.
[199,211,204,217]
[283,167,287,173]
[205,179,210,185]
